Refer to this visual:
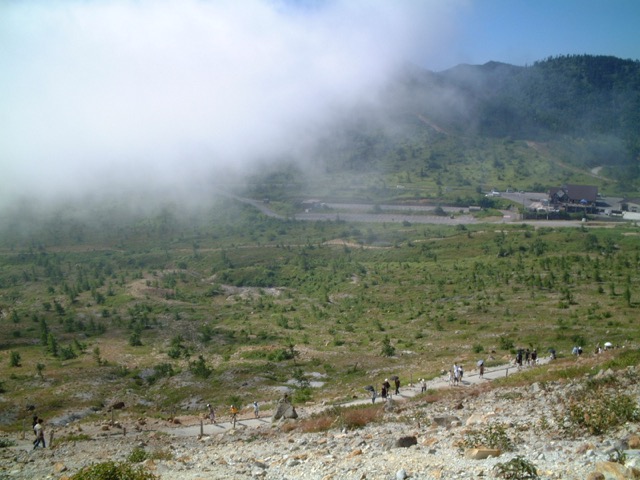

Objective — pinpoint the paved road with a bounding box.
[222,192,592,228]
[162,358,550,437]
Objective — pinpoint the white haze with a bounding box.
[0,0,465,208]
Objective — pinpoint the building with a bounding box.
[549,184,598,213]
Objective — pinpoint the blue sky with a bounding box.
[429,0,640,70]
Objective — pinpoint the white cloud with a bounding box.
[0,0,463,204]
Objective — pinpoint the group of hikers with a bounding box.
[368,376,402,403]
[450,363,465,385]
[515,348,538,368]
[206,401,260,426]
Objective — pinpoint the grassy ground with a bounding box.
[1,198,639,428]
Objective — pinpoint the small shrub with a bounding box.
[561,389,640,435]
[493,456,539,479]
[297,412,335,433]
[499,336,514,351]
[149,449,174,461]
[381,336,396,357]
[129,331,143,347]
[608,448,627,465]
[127,447,148,463]
[0,438,16,448]
[60,345,78,360]
[69,461,158,480]
[9,351,21,367]
[268,348,296,362]
[57,433,92,444]
[463,423,514,451]
[292,386,313,404]
[189,355,212,379]
[341,406,381,429]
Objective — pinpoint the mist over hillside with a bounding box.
[303,55,640,189]
[3,1,640,221]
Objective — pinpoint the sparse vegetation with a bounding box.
[0,438,15,448]
[69,461,158,480]
[294,404,382,433]
[0,190,639,425]
[463,423,514,451]
[127,447,149,463]
[557,380,640,436]
[493,456,539,479]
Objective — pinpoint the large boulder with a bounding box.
[394,436,418,448]
[593,461,640,479]
[431,415,461,428]
[465,448,501,460]
[272,402,298,421]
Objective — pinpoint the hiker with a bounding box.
[380,383,388,401]
[458,365,464,383]
[230,405,239,428]
[452,363,459,385]
[253,401,259,418]
[33,418,45,449]
[382,379,391,398]
[371,389,377,404]
[393,377,400,395]
[207,404,216,424]
[479,362,485,379]
[420,378,427,393]
[531,349,537,364]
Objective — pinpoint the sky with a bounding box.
[1,0,639,208]
[448,0,640,69]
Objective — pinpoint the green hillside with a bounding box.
[261,54,640,203]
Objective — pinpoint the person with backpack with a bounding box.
[230,405,239,428]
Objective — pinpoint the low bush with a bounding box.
[463,423,514,451]
[69,461,158,480]
[296,412,335,433]
[341,405,381,429]
[295,405,382,433]
[0,438,15,448]
[127,446,148,463]
[57,433,91,444]
[493,456,539,479]
[560,389,639,435]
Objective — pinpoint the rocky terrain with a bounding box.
[2,364,640,480]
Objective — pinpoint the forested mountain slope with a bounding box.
[305,55,640,193]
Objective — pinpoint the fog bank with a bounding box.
[0,0,463,207]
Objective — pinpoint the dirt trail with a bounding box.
[161,357,551,438]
